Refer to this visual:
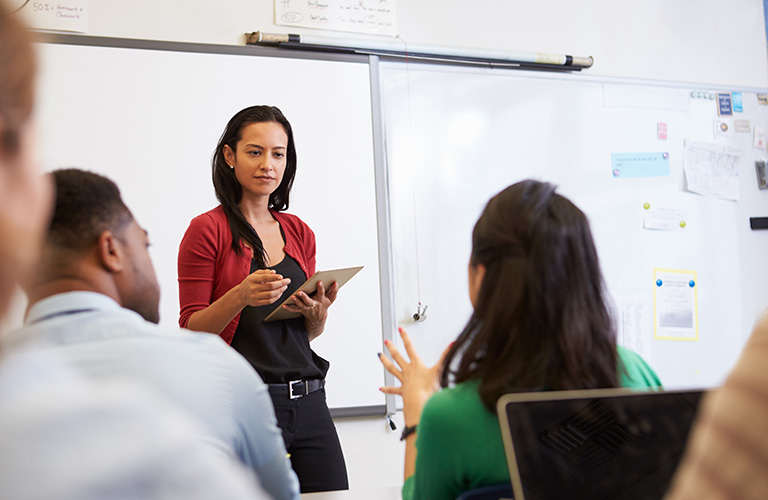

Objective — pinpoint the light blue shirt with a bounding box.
[0,346,270,500]
[11,291,299,500]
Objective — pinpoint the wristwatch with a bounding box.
[400,424,418,441]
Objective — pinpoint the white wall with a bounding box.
[335,412,405,491]
[78,0,768,88]
[27,0,768,492]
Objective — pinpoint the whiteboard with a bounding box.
[379,61,768,390]
[33,39,387,412]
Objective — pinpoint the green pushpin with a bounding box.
[643,202,650,210]
[679,220,686,228]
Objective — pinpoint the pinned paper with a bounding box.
[684,141,742,201]
[755,126,767,149]
[657,122,668,140]
[613,293,652,362]
[611,152,670,178]
[733,92,743,112]
[714,119,732,137]
[734,119,751,133]
[642,204,687,231]
[717,93,733,116]
[653,269,699,341]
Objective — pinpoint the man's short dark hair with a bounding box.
[48,169,133,251]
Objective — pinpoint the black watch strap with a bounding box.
[400,424,418,441]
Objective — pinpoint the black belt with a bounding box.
[268,379,325,400]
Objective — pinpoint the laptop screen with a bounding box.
[497,388,704,500]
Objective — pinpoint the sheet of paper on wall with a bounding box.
[611,152,670,178]
[754,126,767,149]
[274,0,398,37]
[657,122,668,140]
[643,204,687,231]
[612,293,652,362]
[733,92,744,112]
[717,92,733,116]
[653,269,699,341]
[713,119,732,138]
[683,141,742,201]
[17,0,88,33]
[734,119,751,133]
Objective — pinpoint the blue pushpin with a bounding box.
[689,280,695,287]
[656,279,663,287]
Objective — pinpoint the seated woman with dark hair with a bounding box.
[379,180,661,500]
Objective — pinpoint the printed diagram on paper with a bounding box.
[683,141,742,201]
[275,0,398,36]
[653,269,699,341]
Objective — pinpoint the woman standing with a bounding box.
[178,105,348,493]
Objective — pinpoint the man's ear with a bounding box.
[97,230,124,273]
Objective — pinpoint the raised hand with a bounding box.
[378,327,450,426]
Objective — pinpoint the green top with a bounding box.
[401,346,661,500]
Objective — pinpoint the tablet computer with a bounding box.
[264,265,364,322]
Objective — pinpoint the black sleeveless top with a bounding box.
[230,254,329,384]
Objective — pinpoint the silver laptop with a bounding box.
[497,388,704,500]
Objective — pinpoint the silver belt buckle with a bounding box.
[289,379,307,400]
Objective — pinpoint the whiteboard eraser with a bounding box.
[749,217,768,230]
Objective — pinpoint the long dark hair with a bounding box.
[439,180,619,412]
[212,105,297,267]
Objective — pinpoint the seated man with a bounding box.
[10,168,299,500]
[0,4,268,498]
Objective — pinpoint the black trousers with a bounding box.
[270,388,349,493]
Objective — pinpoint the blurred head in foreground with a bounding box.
[0,0,53,319]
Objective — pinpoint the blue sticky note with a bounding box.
[611,152,670,178]
[733,92,743,112]
[718,93,733,116]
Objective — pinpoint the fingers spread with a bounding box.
[384,339,409,369]
[397,327,422,364]
[378,352,403,381]
[379,386,402,395]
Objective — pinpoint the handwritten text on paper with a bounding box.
[20,1,88,33]
[275,0,398,37]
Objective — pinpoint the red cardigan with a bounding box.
[177,205,316,345]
